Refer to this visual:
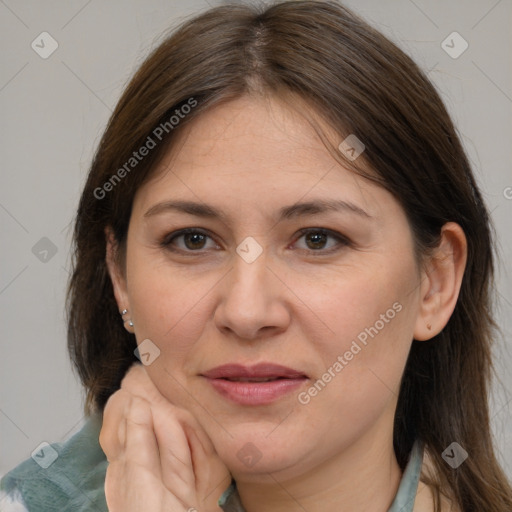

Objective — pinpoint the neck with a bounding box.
[234,423,402,512]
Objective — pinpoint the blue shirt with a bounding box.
[0,414,423,511]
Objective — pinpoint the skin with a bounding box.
[102,93,467,512]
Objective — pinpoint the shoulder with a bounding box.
[413,481,460,512]
[0,414,108,512]
[413,449,461,512]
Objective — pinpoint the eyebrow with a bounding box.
[144,198,372,221]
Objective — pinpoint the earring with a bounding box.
[121,309,135,333]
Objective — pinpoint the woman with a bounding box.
[1,1,511,511]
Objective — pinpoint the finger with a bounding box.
[150,399,198,505]
[104,396,162,512]
[116,364,196,487]
[104,395,197,512]
[101,362,162,461]
[99,389,132,462]
[185,424,232,511]
[135,372,233,505]
[120,363,167,407]
[123,395,162,475]
[117,362,231,507]
[184,423,232,509]
[121,366,199,500]
[172,409,232,508]
[120,365,201,484]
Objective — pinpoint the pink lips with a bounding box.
[201,363,308,405]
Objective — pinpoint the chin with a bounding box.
[214,425,307,478]
[226,452,300,481]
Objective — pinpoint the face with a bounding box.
[109,94,427,482]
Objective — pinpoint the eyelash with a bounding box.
[160,227,351,256]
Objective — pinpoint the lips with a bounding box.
[201,363,307,380]
[201,363,308,405]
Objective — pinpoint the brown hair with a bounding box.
[66,1,512,510]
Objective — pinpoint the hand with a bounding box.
[99,362,232,512]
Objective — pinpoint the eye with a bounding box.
[161,227,351,255]
[293,228,351,254]
[161,228,219,252]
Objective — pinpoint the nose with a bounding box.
[214,246,291,341]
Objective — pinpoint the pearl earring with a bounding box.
[121,309,135,333]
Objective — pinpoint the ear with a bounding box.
[105,227,130,313]
[413,222,467,341]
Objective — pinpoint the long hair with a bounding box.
[66,1,512,510]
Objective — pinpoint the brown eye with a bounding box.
[304,231,329,250]
[182,232,208,250]
[294,228,350,254]
[162,229,218,252]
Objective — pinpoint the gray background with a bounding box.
[1,0,511,480]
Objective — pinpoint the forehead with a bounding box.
[132,94,395,223]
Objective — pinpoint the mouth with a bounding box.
[200,363,309,405]
[219,376,291,382]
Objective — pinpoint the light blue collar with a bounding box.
[388,441,423,511]
[219,441,424,512]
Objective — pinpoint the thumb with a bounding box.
[183,420,232,511]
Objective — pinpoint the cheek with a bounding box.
[298,260,413,350]
[126,263,217,407]
[294,255,418,407]
[126,256,215,360]
[291,299,413,459]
